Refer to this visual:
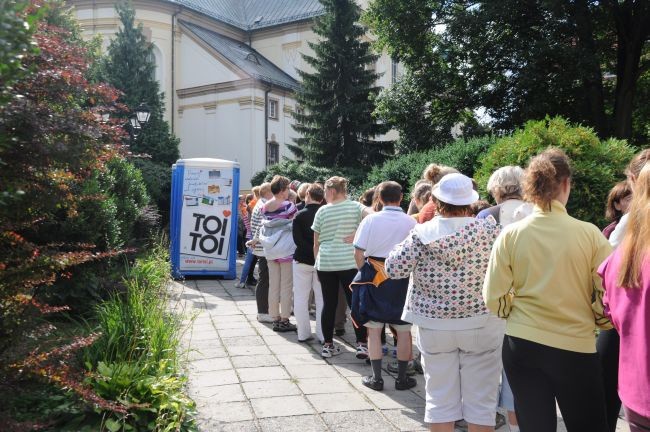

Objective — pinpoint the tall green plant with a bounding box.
[290,0,391,168]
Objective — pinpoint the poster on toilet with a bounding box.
[179,166,234,271]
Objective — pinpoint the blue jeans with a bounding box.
[239,248,255,283]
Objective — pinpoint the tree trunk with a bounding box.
[573,0,608,138]
[609,0,650,140]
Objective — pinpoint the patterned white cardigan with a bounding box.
[385,218,501,330]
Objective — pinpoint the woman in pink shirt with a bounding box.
[599,163,650,432]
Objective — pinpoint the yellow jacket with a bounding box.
[482,200,612,353]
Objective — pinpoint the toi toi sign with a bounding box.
[188,213,229,255]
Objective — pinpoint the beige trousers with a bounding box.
[267,260,293,319]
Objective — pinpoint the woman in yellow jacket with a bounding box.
[482,148,612,432]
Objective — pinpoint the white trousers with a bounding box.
[292,262,323,342]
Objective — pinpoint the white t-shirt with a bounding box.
[609,213,628,248]
[353,206,416,258]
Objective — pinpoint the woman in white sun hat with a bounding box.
[386,172,505,432]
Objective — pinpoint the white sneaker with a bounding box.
[321,343,342,358]
[257,313,274,323]
[356,343,369,360]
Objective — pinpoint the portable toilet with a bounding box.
[170,158,240,279]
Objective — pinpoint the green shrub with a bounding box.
[475,117,635,227]
[251,159,366,188]
[82,241,196,431]
[364,135,495,195]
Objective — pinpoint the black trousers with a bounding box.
[255,257,269,314]
[503,335,608,432]
[317,269,367,344]
[597,328,622,432]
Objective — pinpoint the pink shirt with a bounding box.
[599,250,650,417]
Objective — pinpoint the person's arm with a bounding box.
[313,232,320,263]
[354,248,365,269]
[482,232,515,318]
[385,232,422,279]
[592,233,614,329]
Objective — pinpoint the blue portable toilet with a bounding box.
[170,158,240,279]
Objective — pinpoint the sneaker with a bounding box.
[387,360,416,376]
[245,278,258,286]
[355,343,369,360]
[273,320,297,333]
[256,313,274,323]
[334,328,346,336]
[395,376,417,390]
[495,412,506,430]
[321,343,342,358]
[361,375,384,391]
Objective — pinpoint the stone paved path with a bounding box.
[172,272,629,432]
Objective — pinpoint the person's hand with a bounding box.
[342,232,355,244]
[246,239,257,248]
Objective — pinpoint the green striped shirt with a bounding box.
[311,200,365,271]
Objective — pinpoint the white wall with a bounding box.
[178,32,242,89]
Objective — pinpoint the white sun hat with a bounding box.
[432,173,479,206]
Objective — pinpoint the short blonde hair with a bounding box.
[251,186,261,199]
[325,176,348,195]
[297,182,310,200]
[487,166,525,201]
[423,164,458,185]
[259,182,272,197]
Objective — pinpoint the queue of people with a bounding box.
[233,147,650,432]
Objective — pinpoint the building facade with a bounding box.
[69,0,399,188]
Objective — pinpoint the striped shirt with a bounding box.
[312,200,365,271]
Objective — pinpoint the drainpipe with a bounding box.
[171,7,181,134]
[264,85,272,166]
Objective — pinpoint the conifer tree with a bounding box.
[100,1,179,218]
[290,0,390,168]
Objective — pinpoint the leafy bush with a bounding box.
[83,242,196,431]
[364,135,496,195]
[474,117,635,226]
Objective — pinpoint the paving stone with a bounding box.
[196,400,254,422]
[274,353,323,365]
[199,420,259,432]
[321,410,397,431]
[258,414,328,432]
[324,351,364,364]
[285,364,340,379]
[221,335,265,347]
[210,307,244,316]
[332,363,371,377]
[213,320,254,330]
[296,377,356,395]
[250,395,315,418]
[231,354,279,368]
[306,392,373,413]
[359,389,426,410]
[381,408,428,431]
[228,345,272,356]
[191,330,220,341]
[191,384,246,403]
[241,379,301,399]
[268,343,317,355]
[217,326,259,337]
[189,357,232,372]
[185,346,228,360]
[189,369,239,387]
[237,366,289,382]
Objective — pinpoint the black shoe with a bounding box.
[273,320,297,333]
[361,375,384,391]
[395,376,416,390]
[245,278,258,286]
[335,328,346,336]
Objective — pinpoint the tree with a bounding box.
[290,0,391,168]
[365,0,650,143]
[100,2,179,218]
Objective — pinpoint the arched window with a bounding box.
[150,44,164,84]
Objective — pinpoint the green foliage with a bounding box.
[83,243,197,431]
[364,135,495,195]
[99,1,179,220]
[291,0,391,168]
[475,117,635,227]
[365,0,650,143]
